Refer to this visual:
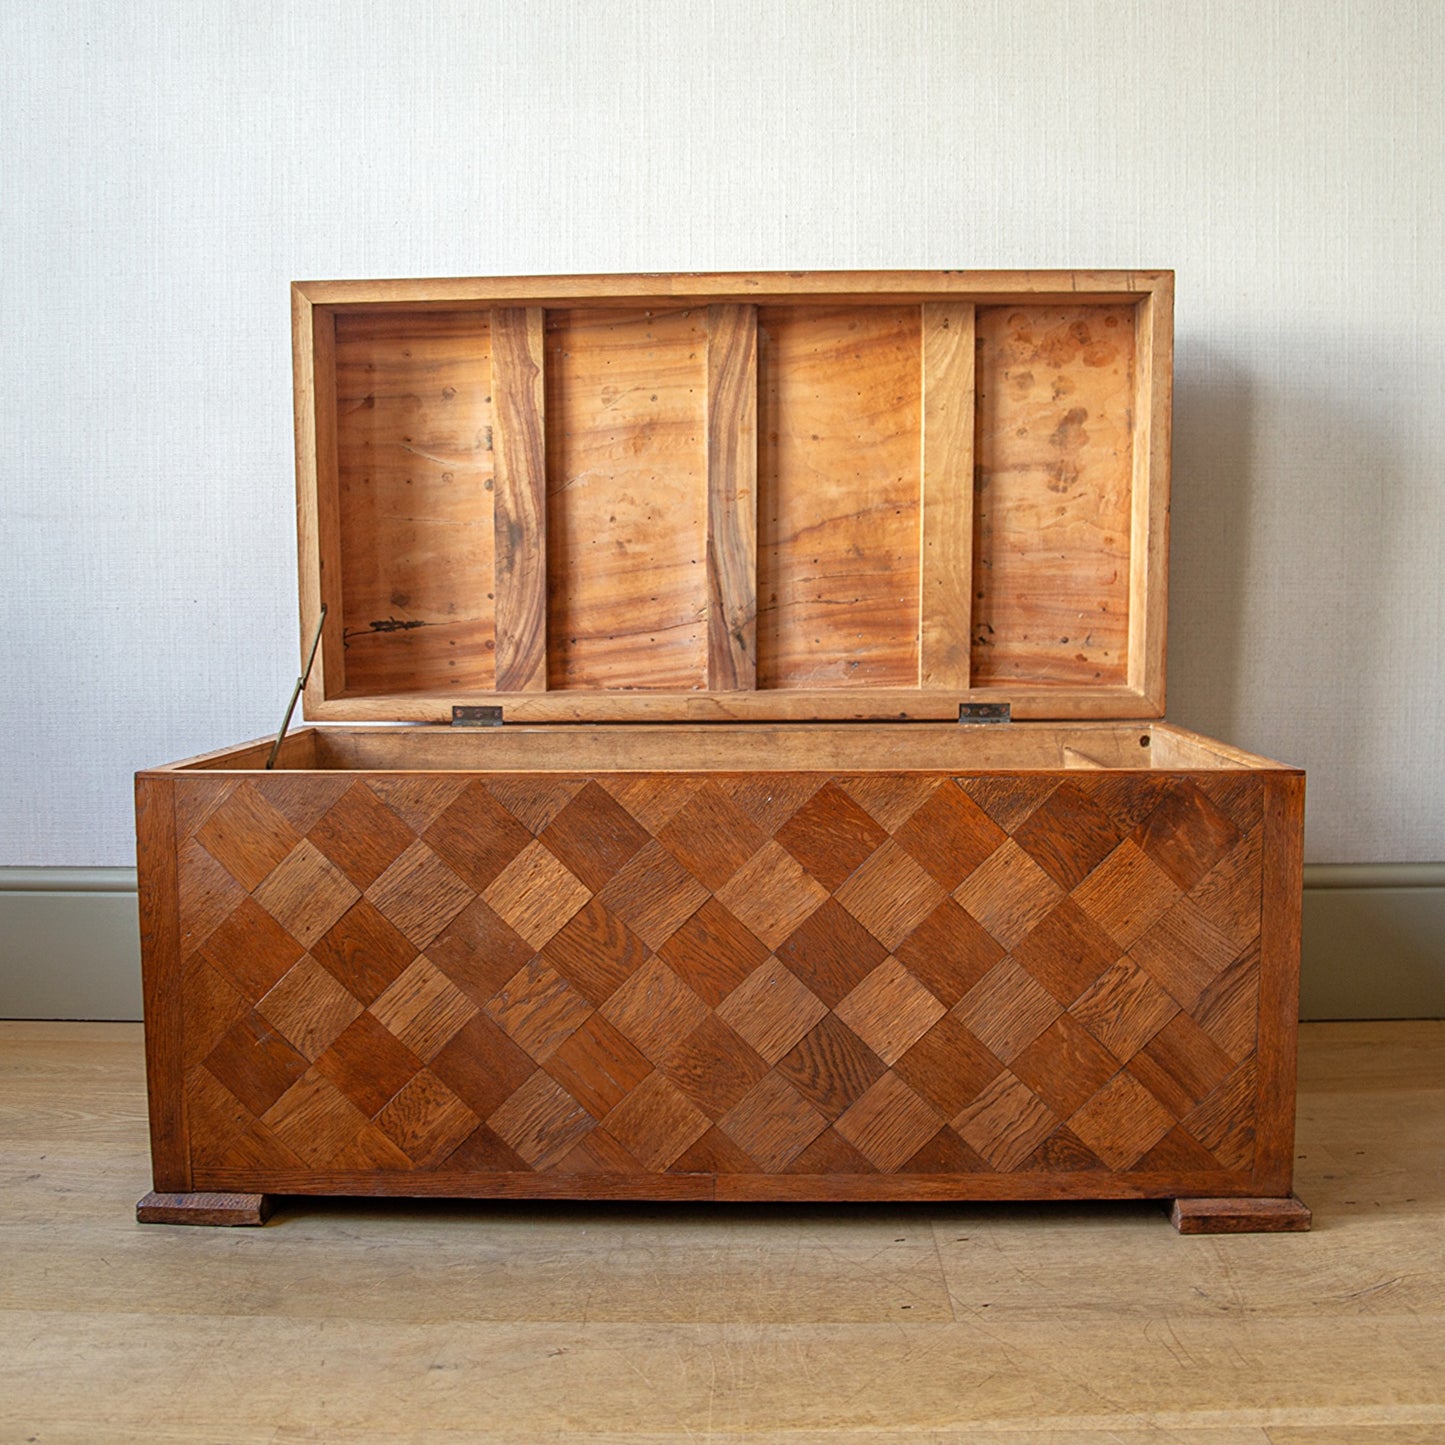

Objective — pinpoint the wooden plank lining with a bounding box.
[971,303,1136,689]
[295,293,344,712]
[705,304,758,691]
[330,311,497,697]
[756,305,922,690]
[919,301,975,689]
[543,307,709,692]
[491,307,548,692]
[1127,284,1172,712]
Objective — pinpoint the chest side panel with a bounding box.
[170,768,1268,1197]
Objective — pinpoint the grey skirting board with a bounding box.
[1,864,1442,1022]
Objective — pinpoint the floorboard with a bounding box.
[1,1020,1442,1441]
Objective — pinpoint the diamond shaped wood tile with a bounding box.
[892,899,1004,1007]
[488,1068,595,1169]
[1067,1071,1175,1171]
[481,841,591,950]
[774,899,888,1009]
[202,1012,309,1119]
[307,783,417,889]
[260,1068,373,1169]
[833,958,947,1066]
[483,957,593,1062]
[774,782,890,892]
[194,784,302,892]
[173,768,1271,1192]
[1133,781,1242,892]
[367,840,474,950]
[892,1014,1003,1120]
[427,1013,537,1120]
[426,898,537,1008]
[604,1071,712,1171]
[714,841,828,950]
[252,841,362,950]
[1068,957,1179,1060]
[715,957,829,1064]
[953,959,1062,1064]
[1011,780,1125,889]
[717,1073,829,1171]
[834,1072,943,1172]
[197,896,306,1000]
[774,1015,888,1122]
[543,898,650,1007]
[891,782,1008,889]
[954,1072,1059,1172]
[834,841,947,951]
[952,839,1064,950]
[310,898,419,1006]
[540,781,653,892]
[596,840,710,949]
[600,957,710,1063]
[369,956,479,1063]
[659,1015,770,1120]
[544,1012,654,1120]
[655,783,770,891]
[255,954,364,1062]
[315,1011,424,1118]
[423,781,535,893]
[1010,896,1121,1007]
[656,898,770,1007]
[373,1070,481,1168]
[1068,838,1181,950]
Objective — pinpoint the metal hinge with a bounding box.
[266,604,328,770]
[452,705,504,727]
[958,702,1011,725]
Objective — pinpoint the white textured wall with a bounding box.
[2,0,1442,866]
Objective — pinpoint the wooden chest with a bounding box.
[136,271,1307,1233]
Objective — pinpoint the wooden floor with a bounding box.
[1,1022,1442,1444]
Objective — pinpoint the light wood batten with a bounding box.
[490,307,548,692]
[294,293,344,709]
[919,301,976,689]
[1127,282,1173,710]
[705,304,759,690]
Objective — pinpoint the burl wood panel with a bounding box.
[154,766,1284,1202]
[331,310,497,695]
[973,304,1136,687]
[544,308,709,691]
[756,305,922,690]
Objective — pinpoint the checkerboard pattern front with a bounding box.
[161,768,1271,1194]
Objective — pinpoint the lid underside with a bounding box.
[293,270,1172,723]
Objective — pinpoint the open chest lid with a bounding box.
[292,269,1171,724]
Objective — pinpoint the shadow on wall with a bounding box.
[1165,349,1256,744]
[1166,345,1404,861]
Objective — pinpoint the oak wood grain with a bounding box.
[136,774,188,1191]
[756,304,922,690]
[920,301,975,689]
[1169,1194,1311,1234]
[705,304,758,690]
[330,309,497,696]
[972,302,1136,689]
[490,307,548,692]
[544,306,709,692]
[136,1191,273,1226]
